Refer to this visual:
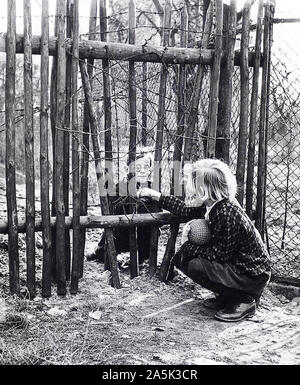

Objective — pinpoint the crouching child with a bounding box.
[137,159,271,322]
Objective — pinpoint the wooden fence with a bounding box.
[0,0,274,297]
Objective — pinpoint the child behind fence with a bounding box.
[86,151,156,265]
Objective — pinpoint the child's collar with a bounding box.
[208,198,228,217]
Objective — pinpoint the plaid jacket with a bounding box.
[159,195,271,277]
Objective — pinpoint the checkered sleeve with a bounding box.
[158,195,205,219]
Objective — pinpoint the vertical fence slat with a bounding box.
[256,2,271,235]
[24,0,35,298]
[40,0,52,298]
[263,1,275,231]
[63,0,72,281]
[55,0,67,295]
[149,0,171,277]
[246,0,263,218]
[141,62,147,146]
[5,0,19,295]
[100,0,115,272]
[79,60,121,288]
[236,0,250,205]
[207,0,223,158]
[159,5,187,283]
[215,0,236,162]
[70,0,80,294]
[127,0,139,278]
[79,0,97,276]
[50,0,59,281]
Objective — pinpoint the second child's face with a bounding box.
[135,156,151,184]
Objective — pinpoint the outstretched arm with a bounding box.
[137,187,205,219]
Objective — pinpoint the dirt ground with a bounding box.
[0,177,299,365]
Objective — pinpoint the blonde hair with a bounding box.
[186,159,237,203]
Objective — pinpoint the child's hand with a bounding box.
[137,187,161,201]
[181,221,193,244]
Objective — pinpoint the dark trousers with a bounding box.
[172,252,270,301]
[96,227,152,263]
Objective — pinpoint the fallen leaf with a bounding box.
[88,310,102,320]
[47,307,67,317]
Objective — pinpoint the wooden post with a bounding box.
[149,0,171,277]
[207,0,223,158]
[5,0,19,295]
[24,0,35,298]
[100,0,113,185]
[50,0,59,281]
[183,1,213,162]
[160,5,188,283]
[79,0,97,276]
[255,2,271,235]
[262,0,275,233]
[100,0,115,271]
[40,0,52,298]
[141,62,147,146]
[236,0,250,205]
[215,0,237,162]
[246,0,263,218]
[63,0,72,281]
[79,60,121,289]
[70,0,80,294]
[127,0,139,278]
[55,0,67,295]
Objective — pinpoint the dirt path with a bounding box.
[1,246,299,365]
[0,177,299,365]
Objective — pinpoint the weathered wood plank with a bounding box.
[215,1,237,162]
[0,213,191,234]
[55,0,67,295]
[0,32,261,66]
[63,0,72,281]
[246,0,263,218]
[236,0,251,205]
[207,0,223,158]
[78,0,97,276]
[255,2,271,235]
[24,0,36,298]
[5,0,19,295]
[40,0,52,298]
[70,0,80,295]
[127,0,139,278]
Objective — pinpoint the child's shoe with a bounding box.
[202,294,231,310]
[214,299,256,322]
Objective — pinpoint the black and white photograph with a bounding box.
[0,0,299,369]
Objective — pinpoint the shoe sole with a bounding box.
[214,308,256,322]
